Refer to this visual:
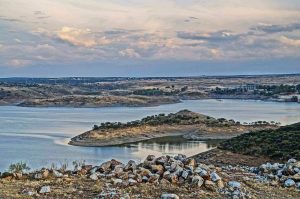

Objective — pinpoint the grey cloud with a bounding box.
[34,11,43,15]
[177,30,240,42]
[104,30,129,35]
[251,23,300,33]
[0,16,23,23]
[33,11,50,19]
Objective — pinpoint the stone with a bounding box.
[151,164,164,175]
[184,158,196,168]
[276,169,283,178]
[110,159,122,170]
[191,175,204,187]
[89,166,99,174]
[99,161,112,173]
[228,181,241,189]
[199,170,209,180]
[210,172,221,182]
[194,167,203,174]
[296,182,300,189]
[140,168,152,177]
[128,178,137,186]
[77,168,88,176]
[99,190,118,198]
[163,171,171,180]
[283,164,295,175]
[198,163,210,171]
[34,173,43,180]
[52,170,63,178]
[113,165,124,177]
[112,178,123,185]
[82,165,93,171]
[284,179,295,187]
[124,160,137,172]
[205,180,217,191]
[216,180,224,189]
[142,176,149,182]
[89,173,98,180]
[170,173,179,184]
[170,160,183,170]
[288,159,297,164]
[174,154,186,161]
[149,174,160,183]
[42,169,50,178]
[292,161,300,168]
[181,170,189,179]
[39,186,51,194]
[173,166,183,176]
[270,180,279,186]
[146,155,156,161]
[178,177,185,184]
[156,156,168,165]
[291,173,300,181]
[119,172,129,180]
[25,191,35,196]
[161,193,180,199]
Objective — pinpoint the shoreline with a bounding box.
[1,97,299,108]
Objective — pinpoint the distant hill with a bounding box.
[219,122,300,160]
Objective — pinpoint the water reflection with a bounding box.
[125,136,222,159]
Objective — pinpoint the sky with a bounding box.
[0,0,300,77]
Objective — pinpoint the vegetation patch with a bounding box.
[92,110,241,130]
[219,122,300,160]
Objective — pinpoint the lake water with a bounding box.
[0,99,299,171]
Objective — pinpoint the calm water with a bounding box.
[0,99,299,171]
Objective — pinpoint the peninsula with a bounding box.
[69,110,278,147]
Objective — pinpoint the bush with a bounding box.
[8,162,30,173]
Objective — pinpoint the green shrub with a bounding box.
[219,122,300,160]
[8,162,30,173]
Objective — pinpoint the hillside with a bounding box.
[219,122,300,160]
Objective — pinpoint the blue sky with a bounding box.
[0,0,300,77]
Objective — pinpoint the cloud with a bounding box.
[33,11,50,19]
[119,48,140,58]
[177,30,240,42]
[15,38,22,43]
[6,59,31,67]
[279,36,300,47]
[0,16,23,23]
[55,27,111,47]
[251,23,300,33]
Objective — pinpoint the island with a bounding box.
[69,110,278,147]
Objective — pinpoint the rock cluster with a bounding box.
[77,154,255,199]
[256,158,300,189]
[83,154,228,191]
[1,156,300,198]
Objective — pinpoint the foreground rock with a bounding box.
[1,155,300,198]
